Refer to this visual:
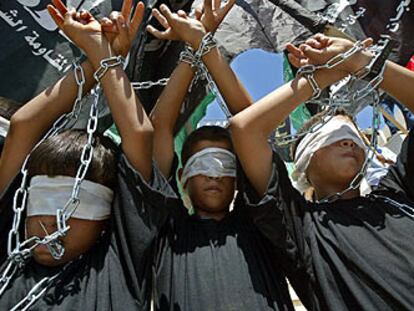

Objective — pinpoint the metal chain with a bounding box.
[131,78,169,90]
[0,61,101,308]
[368,194,414,220]
[316,91,382,203]
[188,33,232,119]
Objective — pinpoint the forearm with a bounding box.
[10,60,95,145]
[150,62,194,177]
[0,60,95,194]
[202,47,253,114]
[230,69,346,195]
[88,45,153,181]
[231,69,346,137]
[379,61,414,113]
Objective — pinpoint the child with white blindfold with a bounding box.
[0,1,161,310]
[137,1,297,309]
[230,34,414,311]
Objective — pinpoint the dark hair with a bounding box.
[290,109,353,159]
[0,97,20,120]
[181,126,233,166]
[27,129,118,189]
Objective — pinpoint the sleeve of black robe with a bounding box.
[236,152,316,308]
[111,154,185,286]
[376,129,414,201]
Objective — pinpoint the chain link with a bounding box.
[0,61,98,307]
[183,32,232,119]
[131,78,169,90]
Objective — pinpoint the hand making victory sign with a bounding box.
[47,0,154,180]
[47,0,144,57]
[146,0,235,49]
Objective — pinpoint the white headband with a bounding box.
[27,175,113,220]
[181,147,237,186]
[291,117,366,193]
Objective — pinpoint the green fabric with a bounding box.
[104,123,121,145]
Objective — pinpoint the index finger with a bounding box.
[121,0,133,21]
[204,0,213,15]
[130,1,145,38]
[52,0,68,16]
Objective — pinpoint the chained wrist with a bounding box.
[354,35,395,82]
[93,55,125,82]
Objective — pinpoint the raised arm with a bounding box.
[147,0,252,178]
[48,0,153,181]
[0,0,98,194]
[288,34,414,112]
[230,35,374,196]
[0,0,144,193]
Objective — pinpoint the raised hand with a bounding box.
[47,0,105,54]
[146,4,206,49]
[194,0,236,33]
[100,0,145,57]
[286,34,373,73]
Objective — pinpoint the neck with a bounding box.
[314,183,360,202]
[195,209,228,221]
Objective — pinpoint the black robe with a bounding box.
[130,155,295,311]
[0,155,156,311]
[242,130,414,311]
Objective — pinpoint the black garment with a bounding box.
[132,158,294,311]
[0,155,155,311]
[242,130,414,311]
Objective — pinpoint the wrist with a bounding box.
[188,30,207,50]
[315,69,348,89]
[85,39,114,69]
[347,50,373,74]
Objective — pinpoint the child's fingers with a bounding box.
[130,2,144,37]
[362,37,373,48]
[214,0,220,10]
[203,0,213,15]
[301,45,324,62]
[305,38,322,49]
[52,0,68,16]
[146,25,168,39]
[80,10,93,21]
[159,4,175,26]
[287,53,301,68]
[47,5,64,29]
[177,10,187,18]
[116,15,130,46]
[286,43,304,59]
[121,0,133,21]
[194,7,203,20]
[101,17,118,33]
[152,8,169,29]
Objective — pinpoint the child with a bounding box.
[0,0,158,309]
[230,34,414,311]
[142,3,296,310]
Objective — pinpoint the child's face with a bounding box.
[306,116,365,191]
[25,215,107,267]
[184,139,236,218]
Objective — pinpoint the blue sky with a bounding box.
[201,48,378,130]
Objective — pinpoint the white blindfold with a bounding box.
[181,147,237,186]
[292,117,367,193]
[27,175,113,220]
